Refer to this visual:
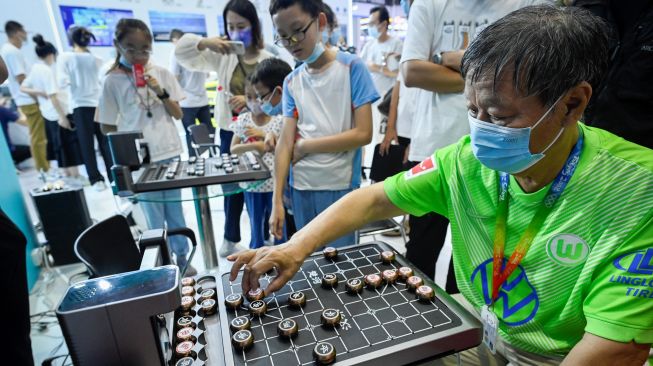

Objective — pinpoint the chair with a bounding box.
[75,214,198,278]
[187,124,221,157]
[74,215,141,278]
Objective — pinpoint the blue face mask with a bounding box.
[368,26,380,39]
[468,96,565,174]
[119,55,132,69]
[321,31,329,45]
[299,41,325,64]
[329,29,341,45]
[261,88,282,116]
[230,27,253,48]
[401,0,410,16]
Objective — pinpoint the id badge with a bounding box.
[481,305,498,354]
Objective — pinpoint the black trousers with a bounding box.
[405,160,459,294]
[181,105,214,157]
[73,107,113,183]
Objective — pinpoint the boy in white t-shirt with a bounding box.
[231,79,283,249]
[266,0,379,248]
[96,19,194,274]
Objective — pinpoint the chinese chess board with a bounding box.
[216,242,481,365]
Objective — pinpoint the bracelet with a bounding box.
[157,89,170,100]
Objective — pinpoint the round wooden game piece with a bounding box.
[181,285,195,297]
[176,315,195,330]
[345,278,364,294]
[175,356,194,366]
[322,273,339,288]
[232,329,254,350]
[200,288,216,302]
[246,288,265,302]
[320,308,341,327]
[277,318,299,338]
[180,296,196,313]
[313,342,336,364]
[224,293,244,309]
[380,250,396,264]
[382,269,399,284]
[397,266,414,281]
[181,277,195,287]
[416,285,435,302]
[249,300,267,317]
[364,273,383,289]
[201,298,217,315]
[230,316,251,332]
[323,246,338,260]
[406,276,424,292]
[288,291,306,308]
[175,340,194,358]
[176,326,195,342]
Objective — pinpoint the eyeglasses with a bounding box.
[274,18,316,47]
[118,44,152,56]
[256,88,276,103]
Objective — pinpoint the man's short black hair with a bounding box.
[5,21,24,37]
[269,0,323,17]
[461,5,609,107]
[370,6,390,27]
[323,3,336,28]
[169,28,184,41]
[251,58,292,91]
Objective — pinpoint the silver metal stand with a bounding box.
[193,186,218,269]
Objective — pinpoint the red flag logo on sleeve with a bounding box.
[406,156,436,180]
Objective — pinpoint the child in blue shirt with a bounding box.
[268,0,379,247]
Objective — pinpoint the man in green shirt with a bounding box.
[228,5,653,364]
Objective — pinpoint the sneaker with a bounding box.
[219,239,244,257]
[92,181,107,192]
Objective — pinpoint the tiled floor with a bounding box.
[22,148,407,365]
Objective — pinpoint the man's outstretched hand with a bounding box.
[227,243,306,296]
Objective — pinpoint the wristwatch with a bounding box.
[157,89,170,100]
[432,52,443,65]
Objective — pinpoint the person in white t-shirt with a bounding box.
[360,6,403,159]
[175,0,275,257]
[400,0,544,291]
[21,35,83,178]
[169,29,213,158]
[1,20,49,172]
[96,19,195,275]
[58,26,113,191]
[230,78,283,249]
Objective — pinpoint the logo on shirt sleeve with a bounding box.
[609,248,653,299]
[405,156,436,180]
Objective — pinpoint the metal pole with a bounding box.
[193,186,218,269]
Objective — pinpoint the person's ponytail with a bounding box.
[32,34,57,59]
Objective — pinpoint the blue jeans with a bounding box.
[220,129,244,242]
[139,188,189,257]
[291,188,355,248]
[244,191,282,249]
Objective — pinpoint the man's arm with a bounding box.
[295,103,373,155]
[401,60,464,93]
[380,80,401,155]
[562,333,650,366]
[269,117,297,238]
[230,183,406,293]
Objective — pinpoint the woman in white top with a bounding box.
[58,26,113,191]
[175,0,274,257]
[96,19,194,274]
[21,35,83,178]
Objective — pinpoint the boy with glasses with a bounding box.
[267,0,379,247]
